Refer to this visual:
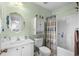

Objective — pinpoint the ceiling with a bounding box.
[34,2,73,11]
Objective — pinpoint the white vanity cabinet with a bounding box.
[6,43,34,56]
[0,39,34,56]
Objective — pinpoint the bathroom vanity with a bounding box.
[0,12,34,56]
[0,39,34,56]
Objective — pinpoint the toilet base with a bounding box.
[34,51,51,56]
[34,46,51,56]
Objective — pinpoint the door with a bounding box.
[6,47,21,56]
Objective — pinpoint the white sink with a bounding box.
[1,39,34,49]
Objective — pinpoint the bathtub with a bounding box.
[57,47,74,56]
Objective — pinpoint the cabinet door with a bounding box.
[21,43,34,56]
[7,47,21,56]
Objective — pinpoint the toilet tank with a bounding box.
[34,38,43,47]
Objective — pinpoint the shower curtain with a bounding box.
[45,15,57,55]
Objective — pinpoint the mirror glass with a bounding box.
[6,12,24,32]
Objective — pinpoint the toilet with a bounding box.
[34,38,51,56]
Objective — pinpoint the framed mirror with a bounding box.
[6,12,25,32]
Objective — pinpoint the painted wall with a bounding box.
[52,3,76,18]
[52,2,77,53]
[57,20,67,49]
[0,2,51,37]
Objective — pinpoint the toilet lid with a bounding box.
[39,46,51,54]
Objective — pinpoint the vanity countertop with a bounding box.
[1,39,34,49]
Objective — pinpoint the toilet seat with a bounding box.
[39,46,51,56]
